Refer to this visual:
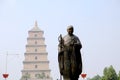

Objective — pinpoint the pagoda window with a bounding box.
[35,41,37,44]
[35,49,37,52]
[35,56,37,60]
[35,65,38,68]
[34,34,37,37]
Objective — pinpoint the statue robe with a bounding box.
[58,34,82,80]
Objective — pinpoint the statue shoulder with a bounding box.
[73,34,79,40]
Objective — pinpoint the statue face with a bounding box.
[67,28,73,36]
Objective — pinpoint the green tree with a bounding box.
[41,72,46,78]
[118,71,120,80]
[22,72,30,79]
[35,72,46,79]
[102,65,118,80]
[101,67,108,80]
[89,65,119,80]
[35,74,41,79]
[90,75,101,80]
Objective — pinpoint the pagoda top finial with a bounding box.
[30,21,41,31]
[35,20,38,27]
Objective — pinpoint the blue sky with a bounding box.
[0,0,120,80]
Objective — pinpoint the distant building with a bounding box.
[20,21,52,80]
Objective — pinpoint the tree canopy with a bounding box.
[89,65,119,80]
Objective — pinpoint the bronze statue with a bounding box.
[58,25,82,80]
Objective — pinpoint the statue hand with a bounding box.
[70,42,78,46]
[69,41,74,46]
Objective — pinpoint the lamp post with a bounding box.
[80,51,87,80]
[3,52,9,80]
[2,52,19,80]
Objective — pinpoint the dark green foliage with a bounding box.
[102,65,118,80]
[89,75,101,80]
[22,72,30,79]
[89,65,119,80]
[35,72,46,79]
[118,71,120,80]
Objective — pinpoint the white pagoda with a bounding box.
[21,21,52,80]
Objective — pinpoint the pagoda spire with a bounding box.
[35,20,38,27]
[30,21,41,31]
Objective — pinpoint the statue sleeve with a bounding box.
[74,36,82,49]
[58,45,64,75]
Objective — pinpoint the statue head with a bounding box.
[67,25,74,36]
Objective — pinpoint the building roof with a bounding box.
[30,21,41,31]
